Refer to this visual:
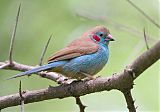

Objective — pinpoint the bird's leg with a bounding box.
[80,72,95,80]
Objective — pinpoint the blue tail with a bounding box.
[7,61,66,80]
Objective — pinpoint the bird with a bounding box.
[8,25,114,80]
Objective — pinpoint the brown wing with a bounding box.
[48,37,99,63]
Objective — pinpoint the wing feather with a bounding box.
[48,37,99,63]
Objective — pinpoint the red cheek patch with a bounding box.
[93,34,100,42]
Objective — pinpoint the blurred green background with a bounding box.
[0,0,159,112]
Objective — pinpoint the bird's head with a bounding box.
[88,26,114,45]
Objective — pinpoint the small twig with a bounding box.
[0,63,10,69]
[8,3,21,64]
[126,0,160,29]
[123,90,136,112]
[143,28,149,50]
[39,35,52,66]
[75,97,86,112]
[19,81,24,112]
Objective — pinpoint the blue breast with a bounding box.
[61,44,109,78]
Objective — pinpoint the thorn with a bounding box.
[133,99,136,103]
[39,34,52,66]
[126,0,160,29]
[8,3,21,64]
[132,82,135,86]
[19,80,24,112]
[19,81,23,98]
[143,28,149,50]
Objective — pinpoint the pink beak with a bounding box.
[106,34,115,41]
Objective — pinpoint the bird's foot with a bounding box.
[84,77,95,81]
[80,72,95,81]
[95,75,101,78]
[84,75,101,81]
[61,78,76,85]
[57,76,79,85]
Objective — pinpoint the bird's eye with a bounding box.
[99,34,103,37]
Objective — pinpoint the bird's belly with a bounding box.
[61,45,109,79]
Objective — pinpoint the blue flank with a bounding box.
[61,43,109,78]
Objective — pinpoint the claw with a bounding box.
[80,72,95,80]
